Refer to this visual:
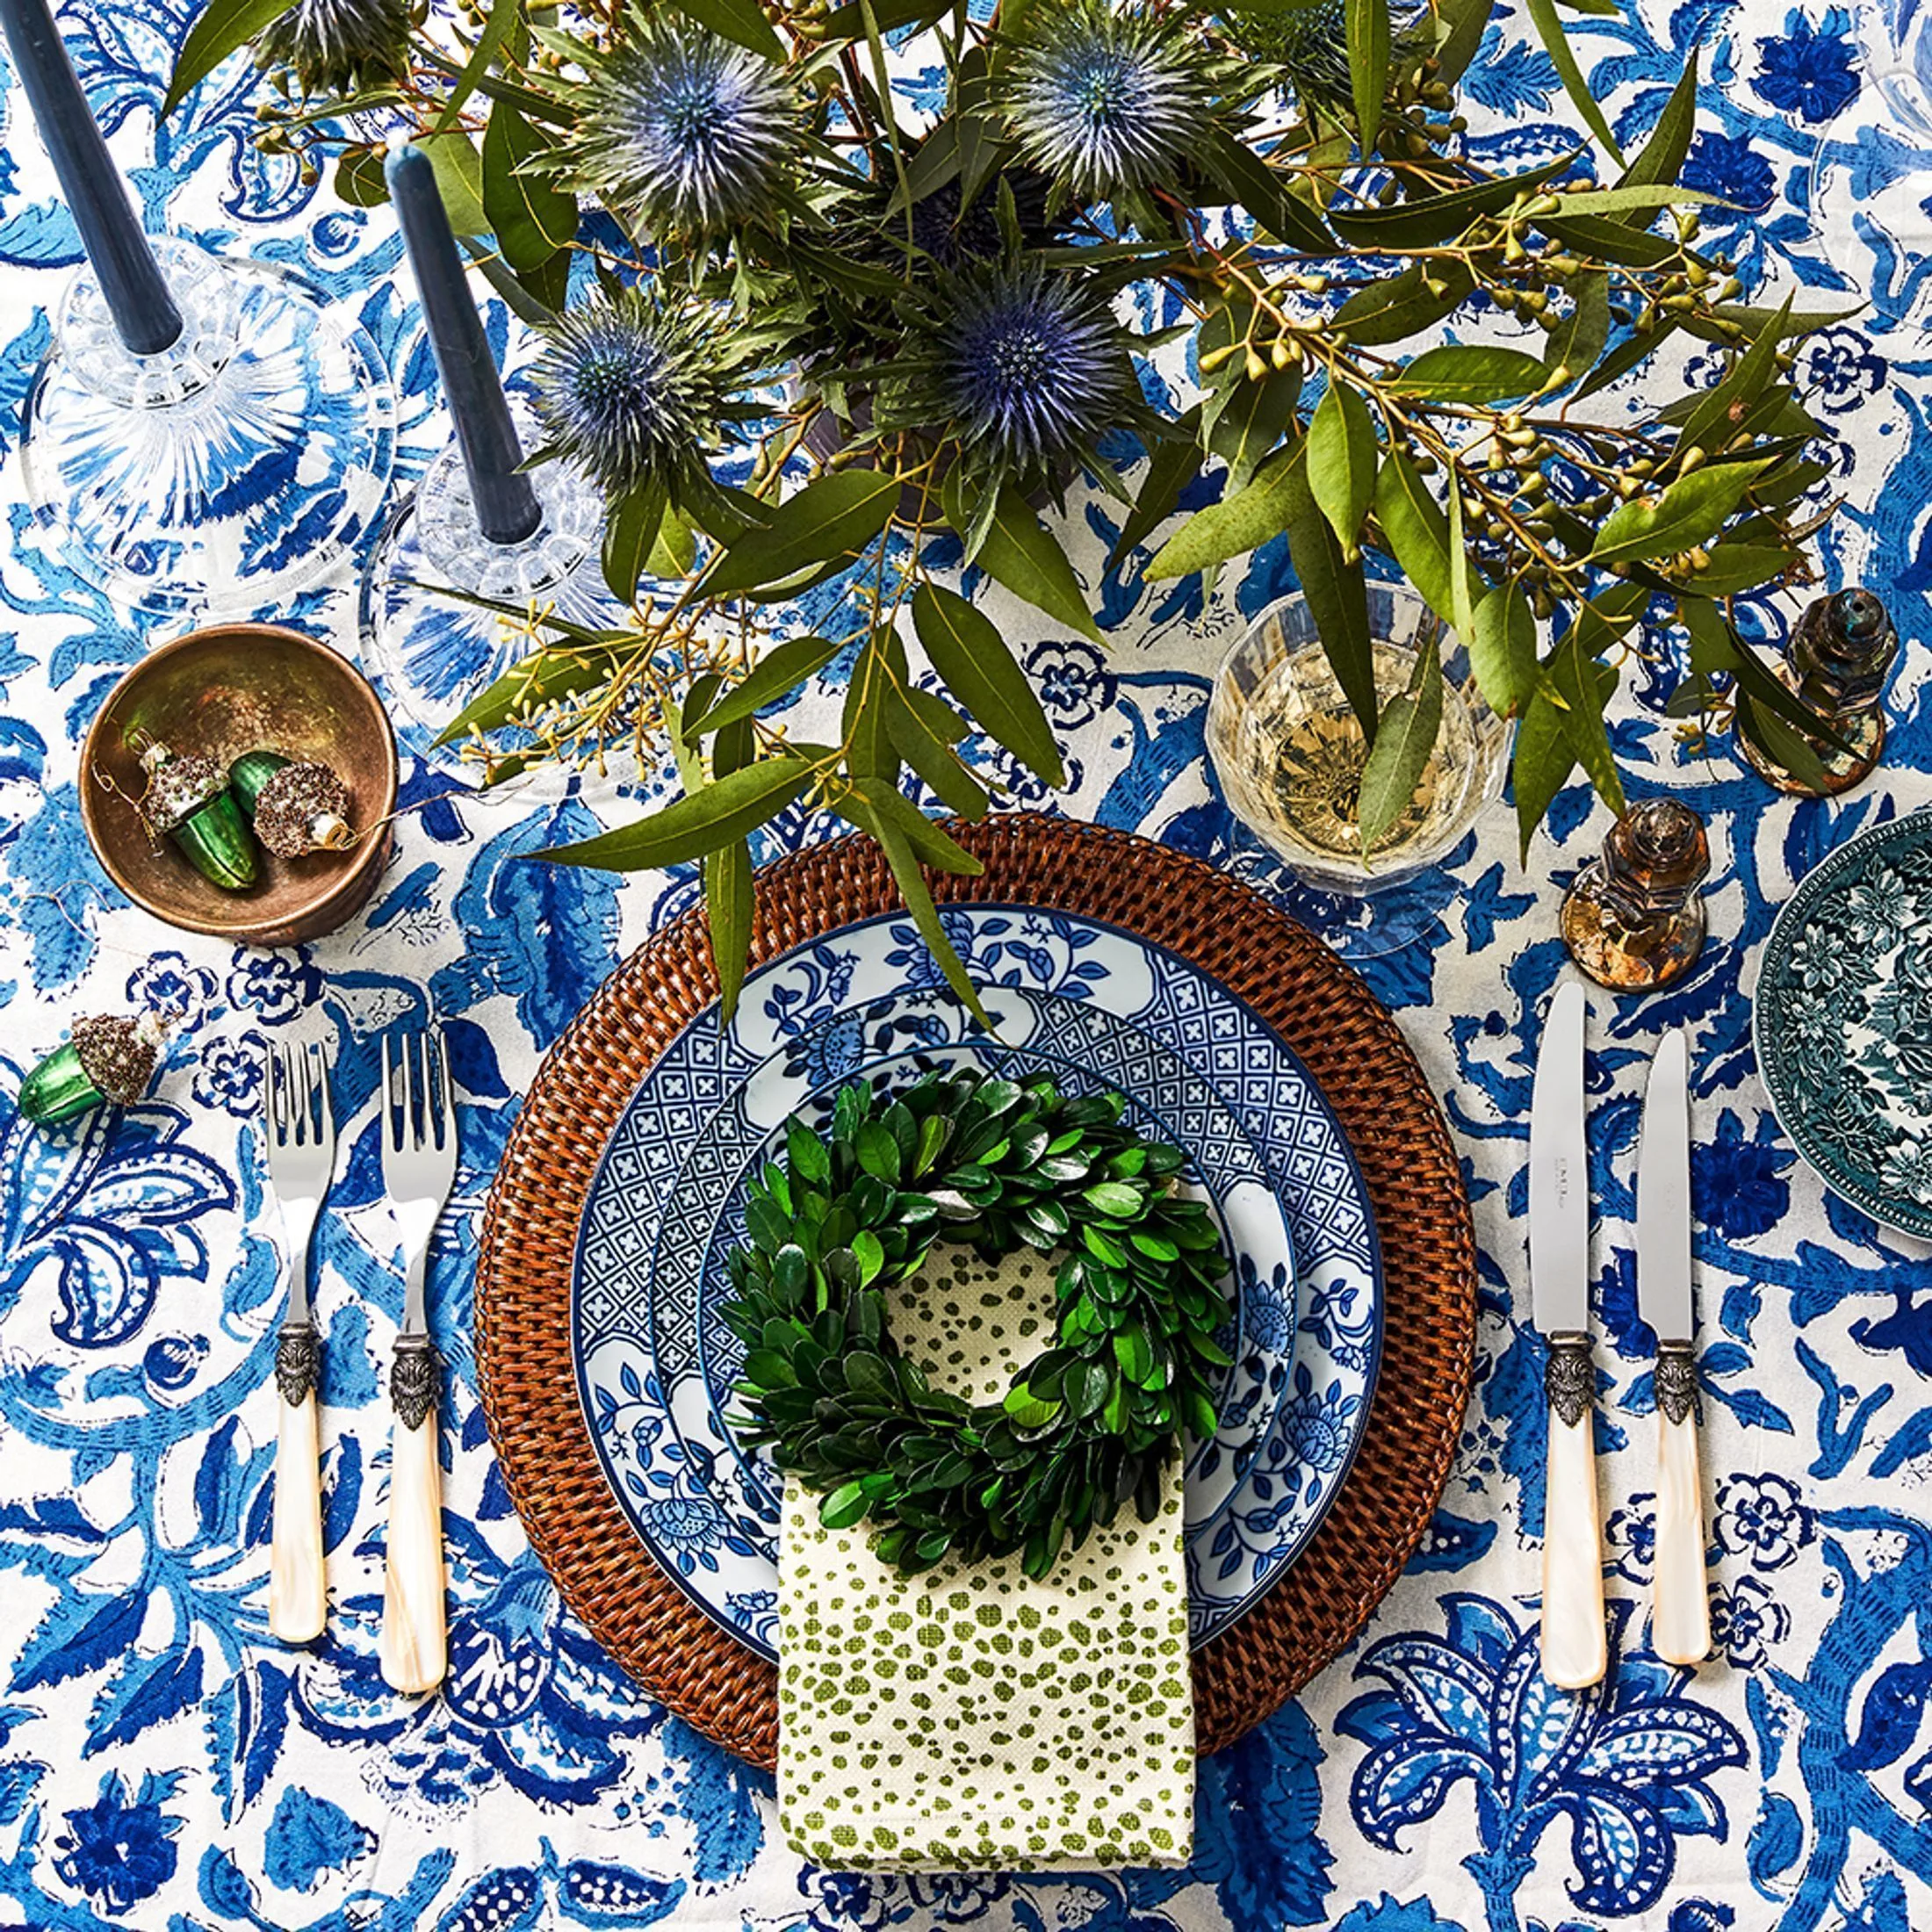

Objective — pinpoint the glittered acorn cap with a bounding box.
[136,742,229,839]
[252,760,355,858]
[69,1010,171,1106]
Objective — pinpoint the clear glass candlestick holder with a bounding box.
[1206,585,1510,898]
[358,419,644,798]
[18,237,396,616]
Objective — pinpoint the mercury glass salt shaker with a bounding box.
[1740,587,1898,797]
[1560,798,1711,992]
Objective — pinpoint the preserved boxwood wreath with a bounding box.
[721,1067,1235,1578]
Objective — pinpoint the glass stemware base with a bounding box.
[18,237,396,616]
[358,434,631,795]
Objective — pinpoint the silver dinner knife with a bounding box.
[1638,1027,1711,1666]
[1530,979,1605,1688]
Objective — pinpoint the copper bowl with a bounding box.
[80,624,398,948]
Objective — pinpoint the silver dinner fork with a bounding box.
[377,1027,458,1695]
[264,1040,336,1644]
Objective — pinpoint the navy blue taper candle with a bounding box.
[385,141,543,547]
[0,0,180,355]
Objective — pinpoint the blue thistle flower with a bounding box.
[529,290,740,501]
[999,0,1218,199]
[924,262,1139,476]
[544,12,808,238]
[256,0,407,95]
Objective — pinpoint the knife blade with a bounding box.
[1639,1027,1711,1667]
[1531,981,1589,1337]
[1529,979,1605,1689]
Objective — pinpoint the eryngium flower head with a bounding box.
[256,0,407,96]
[547,14,805,238]
[999,0,1216,198]
[926,263,1138,475]
[529,291,735,501]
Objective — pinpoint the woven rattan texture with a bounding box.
[475,814,1477,1769]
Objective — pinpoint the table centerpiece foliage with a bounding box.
[169,0,1846,1012]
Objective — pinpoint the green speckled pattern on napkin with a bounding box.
[777,1246,1196,1871]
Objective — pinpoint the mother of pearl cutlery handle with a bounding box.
[1652,1342,1711,1667]
[1542,1334,1607,1690]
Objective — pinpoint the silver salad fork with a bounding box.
[377,1027,459,1695]
[264,1040,337,1644]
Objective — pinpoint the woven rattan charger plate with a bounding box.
[476,814,1476,1768]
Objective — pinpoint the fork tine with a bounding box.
[436,1027,453,1153]
[311,1042,334,1138]
[382,1033,399,1155]
[279,1042,299,1143]
[293,1042,312,1147]
[407,1029,426,1150]
[265,1039,282,1141]
[305,1042,323,1146]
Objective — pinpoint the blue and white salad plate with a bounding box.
[571,906,1383,1656]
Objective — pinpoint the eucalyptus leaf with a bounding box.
[1372,448,1452,620]
[536,756,813,871]
[912,583,1064,785]
[1524,0,1626,164]
[1328,155,1571,249]
[1346,0,1391,152]
[601,479,666,604]
[668,0,786,58]
[1147,443,1300,579]
[943,478,1103,642]
[1107,415,1205,569]
[685,635,845,737]
[1331,261,1475,346]
[1513,688,1578,862]
[165,0,290,114]
[484,103,577,271]
[1590,461,1770,568]
[706,472,898,596]
[1308,381,1379,559]
[1357,631,1443,852]
[1610,55,1700,220]
[1386,344,1548,404]
[1209,368,1303,494]
[1280,436,1379,740]
[1469,582,1537,718]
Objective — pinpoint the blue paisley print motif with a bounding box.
[0,0,1921,1925]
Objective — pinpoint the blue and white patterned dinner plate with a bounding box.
[655,1006,1294,1607]
[571,906,1383,1655]
[1755,810,1932,1237]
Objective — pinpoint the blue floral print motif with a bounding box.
[52,1770,183,1914]
[1338,1596,1746,1927]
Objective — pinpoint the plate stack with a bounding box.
[477,815,1476,1764]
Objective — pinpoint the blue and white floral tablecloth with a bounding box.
[0,3,1928,1929]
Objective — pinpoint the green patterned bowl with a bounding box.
[1755,810,1932,1238]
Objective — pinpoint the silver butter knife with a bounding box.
[1530,979,1605,1688]
[1638,1027,1711,1666]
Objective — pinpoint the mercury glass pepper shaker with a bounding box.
[1560,798,1711,992]
[1739,587,1899,797]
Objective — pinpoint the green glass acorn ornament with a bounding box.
[133,737,257,890]
[229,751,356,858]
[19,1008,174,1125]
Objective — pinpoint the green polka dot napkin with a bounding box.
[777,1248,1196,1871]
